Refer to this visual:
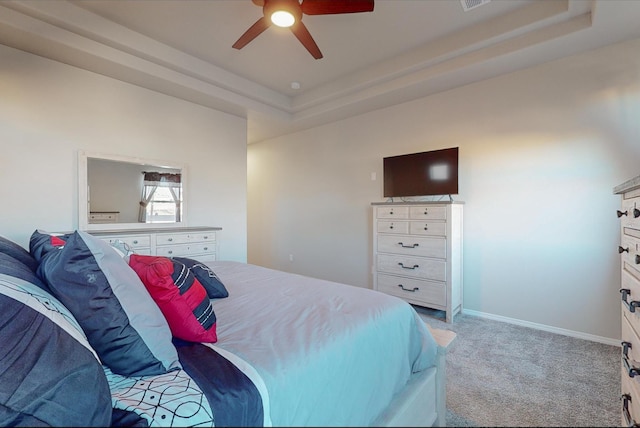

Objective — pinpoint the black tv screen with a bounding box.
[383,147,458,197]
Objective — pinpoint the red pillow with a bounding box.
[128,254,217,343]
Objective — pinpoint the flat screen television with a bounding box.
[383,147,458,198]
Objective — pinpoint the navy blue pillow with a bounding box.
[0,235,38,272]
[0,252,50,292]
[0,276,112,426]
[35,230,181,376]
[173,257,229,299]
[29,230,71,263]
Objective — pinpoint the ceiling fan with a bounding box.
[232,0,375,60]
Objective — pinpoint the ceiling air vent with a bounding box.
[461,0,491,12]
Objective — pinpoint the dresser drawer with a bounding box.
[156,233,191,245]
[622,314,640,364]
[187,232,216,242]
[376,206,409,219]
[156,232,216,246]
[377,220,409,234]
[89,212,119,223]
[156,243,215,258]
[620,194,640,230]
[377,273,445,306]
[99,234,151,251]
[622,370,640,428]
[409,206,447,220]
[377,254,446,281]
[409,221,447,236]
[622,267,640,332]
[377,234,446,258]
[622,314,640,427]
[620,234,640,276]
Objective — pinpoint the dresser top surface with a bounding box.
[614,175,640,195]
[371,200,464,206]
[88,226,221,236]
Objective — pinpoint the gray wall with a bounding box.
[0,43,248,262]
[247,37,640,343]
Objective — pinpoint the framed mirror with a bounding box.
[78,151,187,231]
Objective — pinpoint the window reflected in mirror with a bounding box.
[139,171,182,223]
[87,158,183,225]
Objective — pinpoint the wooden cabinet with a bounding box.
[89,226,220,263]
[615,176,640,426]
[372,202,463,323]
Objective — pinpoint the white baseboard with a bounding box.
[461,308,620,347]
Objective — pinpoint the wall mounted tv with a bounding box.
[383,147,459,198]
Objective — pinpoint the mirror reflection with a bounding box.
[87,157,183,225]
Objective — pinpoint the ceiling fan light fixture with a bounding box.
[271,10,295,27]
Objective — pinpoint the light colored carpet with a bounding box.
[415,307,620,427]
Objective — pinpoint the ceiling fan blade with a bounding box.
[232,16,271,50]
[290,20,323,59]
[301,0,374,15]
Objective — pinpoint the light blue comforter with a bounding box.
[207,261,438,427]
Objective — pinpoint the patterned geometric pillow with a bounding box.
[34,230,181,376]
[128,254,218,343]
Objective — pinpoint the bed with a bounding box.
[0,230,453,427]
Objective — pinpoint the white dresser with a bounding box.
[372,202,463,323]
[89,226,221,263]
[615,176,640,426]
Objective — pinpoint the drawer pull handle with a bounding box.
[203,236,209,239]
[622,394,640,427]
[203,247,208,251]
[423,210,428,215]
[620,246,630,254]
[398,284,419,292]
[398,262,419,270]
[167,250,173,254]
[168,238,173,242]
[619,210,629,217]
[636,208,640,218]
[424,225,428,231]
[636,255,640,265]
[398,242,419,248]
[133,240,138,245]
[620,289,640,313]
[622,341,640,378]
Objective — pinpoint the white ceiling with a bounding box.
[1,0,640,144]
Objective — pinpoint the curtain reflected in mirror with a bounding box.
[138,171,182,223]
[87,157,183,225]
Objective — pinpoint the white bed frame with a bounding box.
[371,327,456,427]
